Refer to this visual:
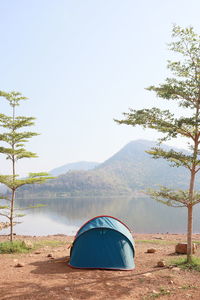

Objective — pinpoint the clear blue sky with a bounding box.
[0,0,200,176]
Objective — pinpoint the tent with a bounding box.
[69,215,135,270]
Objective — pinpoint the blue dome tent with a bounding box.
[69,215,135,270]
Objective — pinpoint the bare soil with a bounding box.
[1,233,200,300]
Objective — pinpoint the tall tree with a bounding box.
[115,25,200,263]
[0,91,53,242]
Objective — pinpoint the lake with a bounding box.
[1,195,200,236]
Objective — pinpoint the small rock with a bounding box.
[13,259,18,263]
[169,280,174,284]
[47,254,53,257]
[15,263,25,268]
[64,287,70,291]
[157,260,166,267]
[172,267,181,272]
[105,282,112,286]
[168,265,174,269]
[22,240,33,249]
[34,251,41,254]
[175,243,196,254]
[143,272,152,277]
[152,290,159,295]
[147,248,156,253]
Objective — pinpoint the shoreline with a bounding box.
[1,232,200,299]
[1,232,200,239]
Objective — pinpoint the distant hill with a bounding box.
[50,161,100,176]
[96,139,191,190]
[17,139,195,198]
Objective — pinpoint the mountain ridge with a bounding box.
[18,139,194,198]
[50,161,100,176]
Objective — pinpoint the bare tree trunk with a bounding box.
[187,161,196,262]
[186,130,198,262]
[10,134,16,242]
[10,189,15,242]
[187,204,193,263]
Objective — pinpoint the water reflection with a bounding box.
[1,196,200,235]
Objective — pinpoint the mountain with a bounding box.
[96,139,191,190]
[17,139,194,198]
[50,161,100,176]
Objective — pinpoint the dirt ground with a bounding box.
[1,233,200,300]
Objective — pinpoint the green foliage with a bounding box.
[0,240,30,254]
[0,91,53,190]
[143,287,171,299]
[146,148,195,169]
[0,239,66,254]
[19,168,131,198]
[115,25,200,152]
[33,240,66,249]
[170,256,200,272]
[148,288,171,299]
[136,239,176,245]
[147,186,200,207]
[180,285,197,290]
[0,90,53,241]
[0,173,54,191]
[115,25,200,262]
[0,205,9,209]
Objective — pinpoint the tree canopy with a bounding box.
[0,91,53,241]
[115,25,200,262]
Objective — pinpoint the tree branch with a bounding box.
[0,213,10,219]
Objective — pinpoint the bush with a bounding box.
[0,241,31,254]
[0,239,67,254]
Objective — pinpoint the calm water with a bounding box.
[1,196,200,236]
